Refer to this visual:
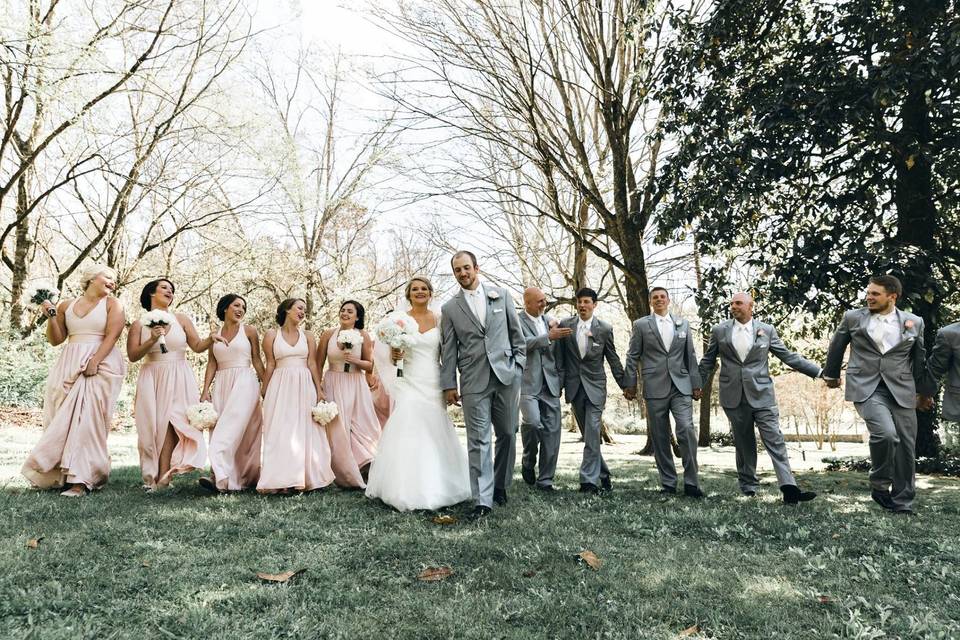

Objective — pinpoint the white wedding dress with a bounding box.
[365,324,472,511]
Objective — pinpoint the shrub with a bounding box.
[0,334,58,407]
[825,452,960,477]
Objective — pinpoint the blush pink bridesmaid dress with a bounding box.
[208,324,262,491]
[22,298,126,490]
[257,328,338,493]
[134,315,207,488]
[323,329,382,471]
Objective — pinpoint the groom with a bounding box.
[441,251,526,517]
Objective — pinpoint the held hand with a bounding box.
[692,388,703,401]
[201,389,212,403]
[344,353,362,365]
[623,387,637,401]
[824,378,841,389]
[548,326,573,341]
[81,359,100,377]
[366,373,380,390]
[917,395,935,412]
[316,388,326,402]
[391,347,404,362]
[444,389,461,406]
[149,325,167,341]
[40,300,56,316]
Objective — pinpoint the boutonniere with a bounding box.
[486,290,500,300]
[586,331,594,338]
[674,320,683,329]
[756,328,766,338]
[904,319,915,331]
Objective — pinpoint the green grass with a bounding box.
[2,461,959,640]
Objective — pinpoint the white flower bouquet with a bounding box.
[336,329,363,372]
[187,402,219,431]
[311,400,339,426]
[143,309,176,353]
[374,312,417,377]
[27,282,60,318]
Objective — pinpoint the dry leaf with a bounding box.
[905,154,916,170]
[26,537,42,549]
[679,624,700,637]
[522,570,537,578]
[831,533,841,539]
[141,560,151,567]
[256,569,305,583]
[417,566,453,582]
[817,595,831,604]
[431,515,458,525]
[577,550,602,570]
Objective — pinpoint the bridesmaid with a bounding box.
[128,278,223,490]
[198,294,264,493]
[21,264,126,496]
[257,298,342,493]
[317,300,382,480]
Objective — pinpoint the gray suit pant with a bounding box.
[571,389,610,486]
[645,386,699,489]
[520,382,562,487]
[854,386,917,511]
[722,400,796,493]
[460,373,520,508]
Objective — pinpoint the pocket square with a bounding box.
[493,308,503,314]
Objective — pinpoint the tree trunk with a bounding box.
[8,174,33,334]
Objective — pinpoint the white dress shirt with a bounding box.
[868,309,899,353]
[577,318,592,357]
[525,311,546,337]
[733,319,754,361]
[654,312,674,347]
[463,282,486,327]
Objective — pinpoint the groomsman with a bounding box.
[556,288,628,494]
[518,287,572,491]
[623,287,704,497]
[921,320,960,434]
[823,275,932,515]
[698,292,819,504]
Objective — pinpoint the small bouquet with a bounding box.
[336,329,363,372]
[374,312,417,378]
[187,402,219,431]
[311,400,339,426]
[27,282,60,318]
[143,310,176,353]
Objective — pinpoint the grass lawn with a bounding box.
[2,430,959,639]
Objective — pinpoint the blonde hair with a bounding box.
[404,276,434,301]
[80,264,117,291]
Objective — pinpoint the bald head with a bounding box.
[523,287,546,317]
[730,291,754,323]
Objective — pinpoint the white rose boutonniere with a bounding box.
[486,289,500,300]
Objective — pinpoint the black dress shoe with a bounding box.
[521,467,536,486]
[781,484,817,505]
[600,477,612,492]
[871,489,895,511]
[683,484,705,499]
[493,489,508,506]
[198,477,217,493]
[579,483,600,494]
[742,490,756,497]
[660,485,677,495]
[536,484,556,493]
[471,505,492,519]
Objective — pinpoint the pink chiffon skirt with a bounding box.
[257,365,337,492]
[324,371,381,468]
[209,367,262,491]
[134,357,206,487]
[22,341,125,490]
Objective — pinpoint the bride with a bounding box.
[365,276,472,511]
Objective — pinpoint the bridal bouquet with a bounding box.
[374,312,417,378]
[27,282,60,318]
[336,329,363,372]
[187,402,219,431]
[143,310,175,353]
[311,400,339,426]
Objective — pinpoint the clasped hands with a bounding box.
[622,387,702,401]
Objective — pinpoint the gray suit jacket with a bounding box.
[927,321,960,421]
[823,307,931,408]
[440,284,526,394]
[555,316,626,409]
[623,314,702,399]
[519,313,561,397]
[698,319,821,409]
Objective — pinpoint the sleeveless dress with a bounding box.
[22,297,126,490]
[323,329,382,468]
[208,324,262,491]
[365,324,472,511]
[134,314,206,487]
[257,329,337,492]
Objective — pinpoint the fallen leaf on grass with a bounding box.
[522,570,537,578]
[417,566,453,581]
[679,624,699,637]
[831,533,841,539]
[141,560,151,567]
[431,515,458,525]
[256,569,306,583]
[577,550,602,570]
[817,595,831,604]
[26,537,43,549]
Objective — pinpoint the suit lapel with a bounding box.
[456,290,484,333]
[648,314,667,352]
[858,308,882,354]
[743,320,762,362]
[722,320,743,364]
